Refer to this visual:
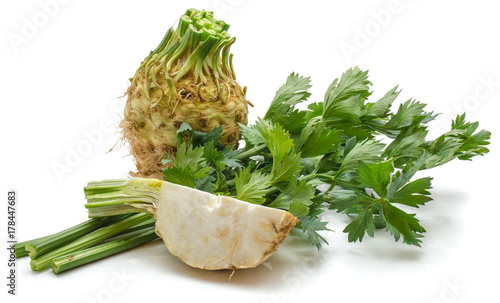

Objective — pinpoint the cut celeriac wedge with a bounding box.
[84,178,298,270]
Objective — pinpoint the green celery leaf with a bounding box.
[219,157,243,169]
[255,118,294,161]
[357,160,394,198]
[194,175,217,194]
[271,151,303,184]
[373,214,387,229]
[202,140,226,171]
[327,189,374,214]
[424,114,491,167]
[268,179,315,209]
[288,201,310,218]
[381,200,425,247]
[337,137,385,176]
[324,95,364,124]
[190,126,224,147]
[300,157,319,175]
[365,86,400,118]
[383,99,437,130]
[213,169,231,195]
[239,123,265,146]
[424,133,462,167]
[163,141,212,189]
[297,216,331,250]
[323,67,371,120]
[176,123,224,149]
[234,166,272,204]
[296,118,343,158]
[391,177,433,208]
[457,129,491,160]
[163,166,197,188]
[264,72,312,122]
[343,207,376,243]
[383,118,428,162]
[175,142,205,171]
[386,154,428,198]
[305,102,324,120]
[253,118,303,183]
[277,109,309,133]
[163,165,213,189]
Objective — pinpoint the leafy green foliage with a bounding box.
[288,200,310,218]
[162,141,212,188]
[422,114,491,167]
[322,67,372,121]
[381,200,426,247]
[391,177,433,208]
[254,119,303,183]
[263,73,312,132]
[234,167,271,204]
[296,216,331,250]
[383,99,435,130]
[268,178,315,210]
[295,119,343,158]
[365,86,400,118]
[337,138,385,176]
[345,159,431,246]
[343,207,376,243]
[162,123,241,193]
[162,67,491,249]
[357,160,394,198]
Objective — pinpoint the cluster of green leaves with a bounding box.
[162,120,330,249]
[162,123,242,194]
[163,66,491,249]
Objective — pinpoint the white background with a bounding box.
[1,0,499,302]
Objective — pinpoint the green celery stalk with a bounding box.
[30,213,152,271]
[14,235,51,258]
[51,226,159,274]
[24,216,121,259]
[97,216,156,244]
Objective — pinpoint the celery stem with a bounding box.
[25,216,120,259]
[30,213,152,271]
[51,227,159,274]
[14,235,51,258]
[233,144,267,161]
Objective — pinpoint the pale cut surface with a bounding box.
[154,182,298,270]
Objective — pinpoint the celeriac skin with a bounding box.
[122,9,249,179]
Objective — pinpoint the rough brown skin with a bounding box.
[258,213,298,265]
[121,63,249,179]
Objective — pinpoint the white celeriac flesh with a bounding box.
[154,181,298,270]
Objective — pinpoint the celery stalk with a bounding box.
[30,213,152,271]
[51,226,158,274]
[24,216,121,258]
[14,236,51,258]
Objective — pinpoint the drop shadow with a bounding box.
[128,235,329,288]
[344,233,426,263]
[421,187,470,215]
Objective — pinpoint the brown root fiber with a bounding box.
[121,119,173,179]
